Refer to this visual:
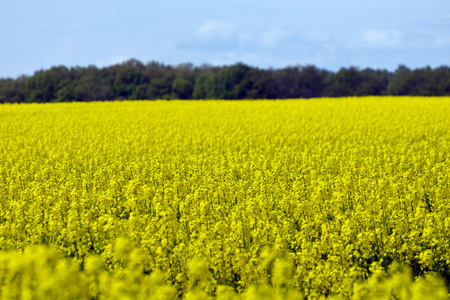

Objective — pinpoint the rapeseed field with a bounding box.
[0,97,449,299]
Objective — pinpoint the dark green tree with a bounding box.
[172,77,193,99]
[147,71,176,99]
[211,63,251,99]
[0,76,27,103]
[272,65,327,98]
[238,68,278,99]
[192,65,220,99]
[297,65,328,98]
[2,60,450,102]
[387,65,412,95]
[73,70,114,101]
[113,60,148,100]
[428,66,450,95]
[25,66,73,102]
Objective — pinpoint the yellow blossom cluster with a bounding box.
[0,97,449,299]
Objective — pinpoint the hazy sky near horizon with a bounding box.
[1,0,449,78]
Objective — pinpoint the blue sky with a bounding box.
[1,0,449,78]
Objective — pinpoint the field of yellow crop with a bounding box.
[0,97,449,299]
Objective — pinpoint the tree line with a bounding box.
[1,59,449,103]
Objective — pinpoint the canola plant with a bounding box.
[0,97,449,299]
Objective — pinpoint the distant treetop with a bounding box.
[1,60,449,103]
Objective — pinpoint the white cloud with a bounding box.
[404,30,450,48]
[305,30,330,42]
[95,55,130,67]
[209,51,260,66]
[195,19,235,39]
[178,19,268,53]
[432,34,450,47]
[324,44,335,55]
[261,28,294,48]
[176,20,240,51]
[348,29,402,49]
[309,44,338,66]
[362,30,402,47]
